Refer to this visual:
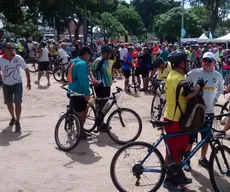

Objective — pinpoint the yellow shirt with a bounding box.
[164,70,188,121]
[157,62,172,80]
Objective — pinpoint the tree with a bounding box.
[99,12,128,41]
[153,7,203,40]
[189,0,230,34]
[114,5,145,38]
[131,0,180,32]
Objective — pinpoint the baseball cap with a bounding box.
[203,52,216,61]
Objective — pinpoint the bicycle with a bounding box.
[84,85,143,144]
[214,91,229,119]
[110,113,230,192]
[150,80,166,120]
[129,65,141,93]
[53,62,68,83]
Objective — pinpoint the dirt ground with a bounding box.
[0,72,230,192]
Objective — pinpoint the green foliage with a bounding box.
[99,12,128,40]
[153,7,203,38]
[131,0,180,32]
[114,5,145,37]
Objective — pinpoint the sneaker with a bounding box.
[163,178,186,191]
[183,160,192,172]
[198,158,209,169]
[9,118,16,126]
[15,121,21,133]
[34,81,40,86]
[47,82,51,86]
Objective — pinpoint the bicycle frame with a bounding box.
[139,126,213,173]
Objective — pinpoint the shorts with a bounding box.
[164,118,189,162]
[69,96,87,112]
[3,83,23,104]
[38,61,49,71]
[188,113,214,144]
[122,69,130,78]
[135,67,142,76]
[141,69,149,78]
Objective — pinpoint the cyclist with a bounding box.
[68,46,93,140]
[185,52,224,171]
[91,45,113,132]
[122,46,133,92]
[163,50,205,191]
[154,57,172,81]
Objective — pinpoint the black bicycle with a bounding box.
[84,85,143,145]
[129,65,141,93]
[53,62,68,83]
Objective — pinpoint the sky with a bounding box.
[124,0,190,8]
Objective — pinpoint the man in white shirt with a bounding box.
[184,52,223,171]
[59,43,68,64]
[119,45,127,63]
[0,42,31,132]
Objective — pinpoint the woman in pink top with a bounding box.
[221,49,230,85]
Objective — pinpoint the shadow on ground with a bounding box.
[0,126,31,146]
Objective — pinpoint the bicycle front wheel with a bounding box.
[209,145,230,192]
[53,67,63,82]
[150,94,165,120]
[54,113,81,152]
[107,108,142,145]
[110,141,165,192]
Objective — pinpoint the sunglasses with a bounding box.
[203,58,213,63]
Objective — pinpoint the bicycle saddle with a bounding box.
[150,120,171,127]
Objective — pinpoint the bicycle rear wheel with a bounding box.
[27,60,39,73]
[107,108,142,144]
[83,103,97,133]
[110,141,165,192]
[209,145,230,192]
[54,113,81,152]
[53,67,63,82]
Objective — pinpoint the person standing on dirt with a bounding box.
[0,42,31,132]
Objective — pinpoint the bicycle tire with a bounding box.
[151,94,165,120]
[214,104,228,120]
[110,141,165,192]
[106,108,142,145]
[130,75,141,89]
[28,61,39,73]
[54,113,81,152]
[209,145,230,192]
[53,67,63,82]
[83,103,97,133]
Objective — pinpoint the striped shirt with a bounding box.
[91,57,113,87]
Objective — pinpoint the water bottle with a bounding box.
[101,102,110,114]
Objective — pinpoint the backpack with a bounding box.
[174,80,206,132]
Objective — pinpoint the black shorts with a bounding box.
[94,85,111,98]
[135,67,142,76]
[38,61,49,71]
[122,69,130,78]
[2,83,23,104]
[69,96,87,112]
[141,69,149,78]
[189,113,214,144]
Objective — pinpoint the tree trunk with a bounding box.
[68,24,72,42]
[83,3,87,43]
[210,0,221,36]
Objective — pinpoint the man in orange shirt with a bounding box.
[152,42,159,56]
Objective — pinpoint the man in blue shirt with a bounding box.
[68,46,92,140]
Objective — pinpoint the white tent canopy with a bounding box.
[198,33,208,39]
[212,33,230,43]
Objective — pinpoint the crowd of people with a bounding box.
[1,37,230,191]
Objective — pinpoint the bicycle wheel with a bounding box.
[110,141,165,192]
[54,113,81,152]
[150,94,165,120]
[48,62,55,74]
[214,104,228,120]
[27,60,39,73]
[83,103,97,133]
[53,67,63,82]
[107,108,142,145]
[130,75,141,89]
[209,145,230,192]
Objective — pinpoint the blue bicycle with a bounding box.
[110,113,230,192]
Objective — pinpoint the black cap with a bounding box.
[79,46,93,56]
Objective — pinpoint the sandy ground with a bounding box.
[0,71,230,192]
